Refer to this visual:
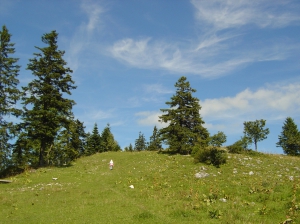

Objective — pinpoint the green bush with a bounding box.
[227,136,251,154]
[193,147,227,167]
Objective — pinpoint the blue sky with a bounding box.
[1,0,300,153]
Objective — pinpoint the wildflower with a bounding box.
[249,171,254,175]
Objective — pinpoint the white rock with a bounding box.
[195,172,209,178]
[52,178,58,180]
[129,185,134,189]
[219,198,227,202]
[249,171,254,175]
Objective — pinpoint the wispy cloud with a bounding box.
[108,36,295,78]
[108,0,299,78]
[191,0,300,30]
[65,1,105,72]
[144,84,173,94]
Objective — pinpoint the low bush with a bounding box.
[193,146,227,167]
[227,136,251,154]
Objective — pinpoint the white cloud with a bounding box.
[135,111,167,128]
[65,1,105,72]
[81,1,104,33]
[135,82,300,135]
[201,82,300,122]
[109,37,293,78]
[191,0,300,30]
[82,109,114,122]
[144,84,173,94]
[108,0,299,78]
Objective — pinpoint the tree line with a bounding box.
[1,25,300,176]
[0,26,122,176]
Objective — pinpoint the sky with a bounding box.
[1,0,300,154]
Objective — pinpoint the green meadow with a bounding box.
[1,151,300,223]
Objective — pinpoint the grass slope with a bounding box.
[1,151,300,224]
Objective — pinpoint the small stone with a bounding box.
[195,171,209,178]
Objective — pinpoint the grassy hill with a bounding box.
[1,151,300,223]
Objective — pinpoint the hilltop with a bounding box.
[1,151,300,223]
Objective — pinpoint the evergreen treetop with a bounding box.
[20,30,76,166]
[277,117,300,155]
[159,76,209,154]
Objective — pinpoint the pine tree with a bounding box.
[100,123,120,152]
[87,123,101,154]
[159,76,209,154]
[0,25,21,172]
[243,119,269,151]
[135,132,147,151]
[148,126,162,151]
[52,119,86,165]
[128,143,133,152]
[277,117,300,156]
[19,30,76,166]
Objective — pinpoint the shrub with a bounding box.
[193,146,227,167]
[227,136,251,154]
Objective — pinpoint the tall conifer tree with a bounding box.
[148,126,162,151]
[277,117,300,155]
[0,25,21,172]
[100,123,120,152]
[135,132,147,151]
[87,123,101,154]
[159,76,209,154]
[20,30,76,166]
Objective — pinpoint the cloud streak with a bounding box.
[108,36,294,78]
[108,0,299,78]
[65,1,105,72]
[191,0,300,30]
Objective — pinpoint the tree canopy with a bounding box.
[277,117,300,156]
[19,30,77,166]
[243,119,269,151]
[0,25,21,171]
[148,126,162,151]
[159,76,209,154]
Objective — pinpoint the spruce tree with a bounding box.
[87,123,101,154]
[100,123,120,152]
[135,132,147,151]
[277,117,300,155]
[159,76,209,154]
[148,126,162,151]
[0,25,21,172]
[53,119,86,165]
[20,30,76,166]
[128,143,133,152]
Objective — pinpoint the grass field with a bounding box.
[1,151,300,223]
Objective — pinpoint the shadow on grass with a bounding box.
[0,163,74,178]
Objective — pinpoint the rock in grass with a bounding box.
[195,172,209,178]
